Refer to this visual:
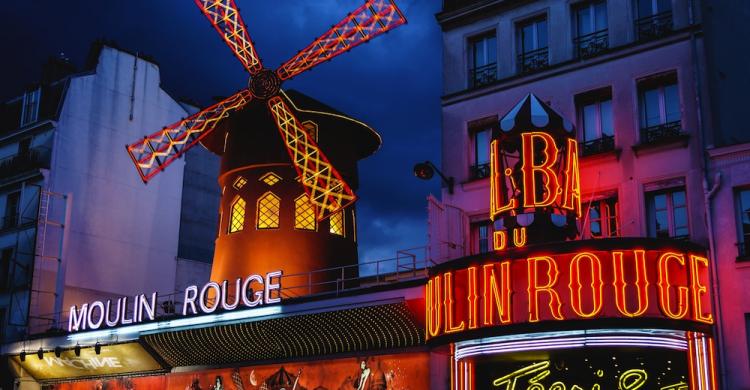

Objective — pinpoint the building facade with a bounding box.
[0,44,217,347]
[430,0,748,388]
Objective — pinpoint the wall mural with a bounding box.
[47,352,429,390]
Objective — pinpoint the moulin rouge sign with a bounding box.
[425,95,714,340]
[68,271,282,332]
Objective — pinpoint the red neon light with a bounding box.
[426,275,441,339]
[527,256,564,322]
[689,255,713,324]
[568,252,604,318]
[443,272,465,333]
[657,252,689,320]
[467,267,479,329]
[561,138,582,217]
[612,250,650,317]
[521,133,560,208]
[482,262,512,326]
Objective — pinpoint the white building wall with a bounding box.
[51,47,187,309]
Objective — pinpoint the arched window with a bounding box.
[257,192,280,229]
[228,196,246,233]
[329,209,345,236]
[295,194,316,231]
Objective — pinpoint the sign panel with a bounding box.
[47,351,429,389]
[12,342,163,381]
[426,244,713,341]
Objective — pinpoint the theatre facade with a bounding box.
[0,93,719,389]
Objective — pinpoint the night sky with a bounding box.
[0,1,443,262]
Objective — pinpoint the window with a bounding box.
[735,188,750,258]
[472,221,492,254]
[639,75,681,143]
[233,176,248,190]
[259,172,281,186]
[329,210,344,236]
[468,31,497,88]
[517,16,548,73]
[584,197,619,238]
[0,248,12,291]
[576,90,614,155]
[20,88,40,126]
[573,1,608,58]
[228,196,246,233]
[471,128,492,180]
[257,192,280,229]
[635,0,673,40]
[294,194,316,231]
[302,121,318,142]
[3,192,20,229]
[646,188,688,239]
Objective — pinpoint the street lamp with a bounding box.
[413,161,454,194]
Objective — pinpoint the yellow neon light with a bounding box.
[689,255,713,324]
[521,132,560,208]
[482,262,512,326]
[444,272,466,333]
[527,256,564,322]
[568,252,604,318]
[657,252,689,320]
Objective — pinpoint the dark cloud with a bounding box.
[0,0,442,261]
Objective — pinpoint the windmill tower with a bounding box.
[126,0,406,292]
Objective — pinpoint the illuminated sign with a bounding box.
[425,245,713,340]
[68,271,282,332]
[489,94,582,249]
[11,342,163,381]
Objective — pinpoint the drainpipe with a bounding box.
[688,0,728,386]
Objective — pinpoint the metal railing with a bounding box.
[517,47,549,73]
[574,29,608,59]
[469,162,490,180]
[639,121,682,144]
[580,134,615,156]
[22,247,436,337]
[470,63,497,88]
[635,11,673,41]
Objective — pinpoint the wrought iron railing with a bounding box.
[517,47,549,73]
[639,121,682,144]
[470,162,491,180]
[470,63,497,88]
[580,134,615,156]
[635,11,673,41]
[23,246,438,337]
[0,147,51,179]
[574,29,608,59]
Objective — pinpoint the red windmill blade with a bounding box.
[275,0,407,81]
[126,0,406,221]
[195,0,263,75]
[126,90,252,182]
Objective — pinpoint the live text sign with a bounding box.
[425,244,713,340]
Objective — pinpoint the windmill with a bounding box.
[126,0,406,221]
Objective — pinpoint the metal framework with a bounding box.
[126,0,406,220]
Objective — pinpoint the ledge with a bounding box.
[632,133,690,157]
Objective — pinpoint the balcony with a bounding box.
[517,47,549,74]
[469,163,490,181]
[581,134,615,156]
[574,29,609,59]
[0,147,51,180]
[635,12,673,42]
[469,63,497,89]
[639,121,682,144]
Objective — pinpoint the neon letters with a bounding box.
[425,248,713,340]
